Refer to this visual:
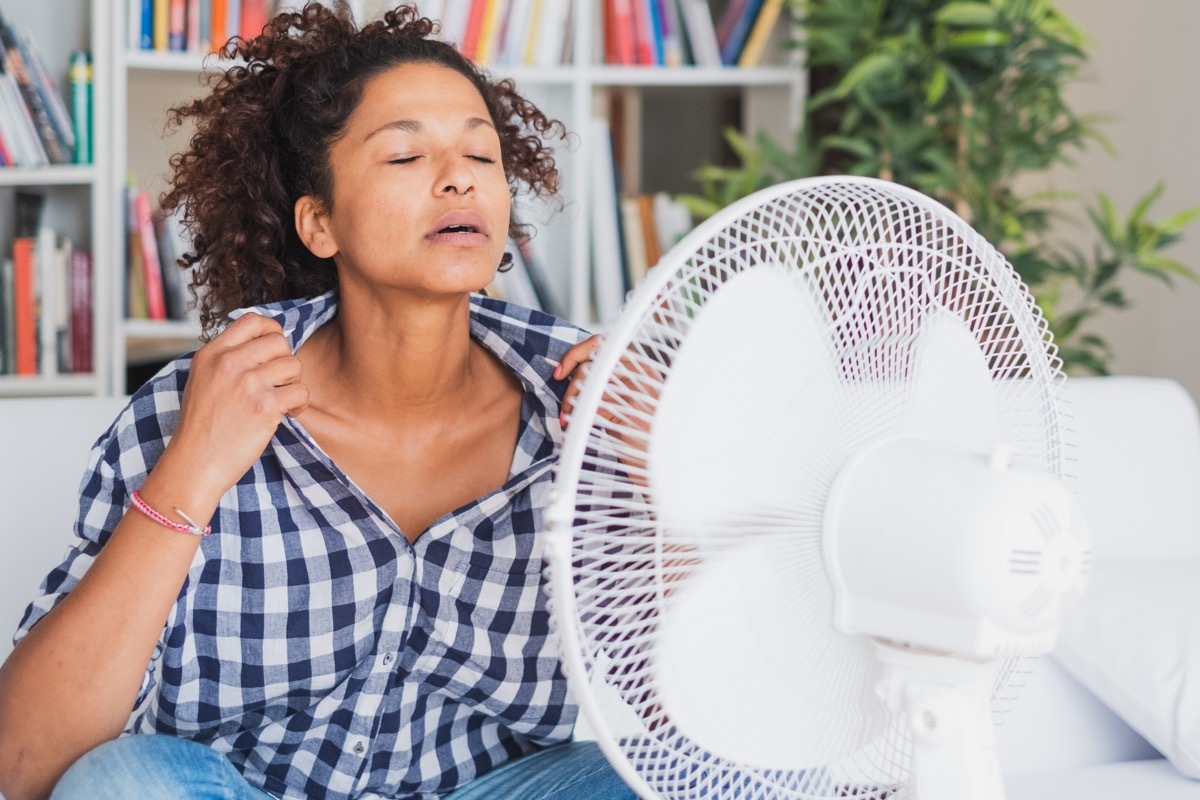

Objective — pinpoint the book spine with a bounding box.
[36,226,57,375]
[197,0,211,52]
[719,0,765,65]
[0,258,9,374]
[460,0,488,60]
[54,237,71,373]
[168,0,187,50]
[16,27,76,157]
[154,0,170,50]
[0,25,69,164]
[138,0,154,49]
[226,0,242,48]
[12,238,36,375]
[69,250,93,374]
[736,0,783,68]
[211,0,227,52]
[187,0,202,52]
[240,0,268,40]
[134,190,168,321]
[69,51,91,164]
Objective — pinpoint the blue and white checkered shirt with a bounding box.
[15,291,590,800]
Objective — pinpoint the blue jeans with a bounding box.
[51,734,637,800]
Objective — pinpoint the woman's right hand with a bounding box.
[164,313,309,505]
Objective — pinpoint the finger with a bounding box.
[224,330,294,368]
[555,336,601,380]
[215,312,286,349]
[253,353,303,388]
[277,382,311,417]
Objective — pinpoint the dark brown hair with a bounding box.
[161,3,568,339]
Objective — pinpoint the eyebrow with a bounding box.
[364,116,495,142]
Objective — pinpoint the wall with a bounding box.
[1044,0,1200,396]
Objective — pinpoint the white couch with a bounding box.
[1,378,1197,798]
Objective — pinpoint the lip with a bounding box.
[426,210,489,244]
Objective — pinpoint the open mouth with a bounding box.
[439,224,478,234]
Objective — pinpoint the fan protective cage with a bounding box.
[547,177,1071,800]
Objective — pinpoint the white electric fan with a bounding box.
[545,176,1091,800]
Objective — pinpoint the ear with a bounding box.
[294,195,339,259]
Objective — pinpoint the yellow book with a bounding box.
[737,0,785,68]
[475,0,507,65]
[153,0,170,51]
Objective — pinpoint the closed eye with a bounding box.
[388,156,420,165]
[469,155,498,164]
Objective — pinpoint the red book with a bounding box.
[133,189,167,321]
[609,0,636,65]
[168,0,187,51]
[12,237,36,375]
[630,0,655,65]
[461,0,489,60]
[240,0,269,40]
[69,250,93,374]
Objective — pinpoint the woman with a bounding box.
[0,6,624,800]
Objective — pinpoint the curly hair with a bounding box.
[161,3,568,340]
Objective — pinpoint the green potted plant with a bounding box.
[681,0,1198,374]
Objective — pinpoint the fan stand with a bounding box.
[873,641,1006,800]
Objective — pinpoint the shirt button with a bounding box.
[353,741,366,756]
[382,651,395,666]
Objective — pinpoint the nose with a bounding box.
[438,158,476,197]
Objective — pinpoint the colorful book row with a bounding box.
[604,0,786,68]
[125,186,194,324]
[0,192,93,377]
[0,7,91,167]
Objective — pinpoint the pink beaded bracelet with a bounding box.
[130,489,211,537]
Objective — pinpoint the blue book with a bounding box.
[720,0,765,66]
[139,0,153,49]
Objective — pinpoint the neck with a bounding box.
[308,289,481,419]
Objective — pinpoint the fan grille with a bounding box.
[553,178,1069,800]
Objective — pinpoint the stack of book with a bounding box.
[0,192,94,377]
[128,0,271,53]
[0,8,88,167]
[125,186,195,325]
[602,0,786,68]
[589,117,694,324]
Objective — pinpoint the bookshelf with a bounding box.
[9,0,800,397]
[0,0,112,397]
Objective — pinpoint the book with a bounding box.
[132,188,168,321]
[154,207,192,321]
[69,250,93,374]
[51,234,73,374]
[656,0,684,67]
[0,257,12,374]
[630,0,655,65]
[154,0,170,50]
[677,0,721,67]
[14,26,76,159]
[607,0,636,65]
[240,0,269,39]
[69,51,91,164]
[589,118,627,325]
[719,0,765,65]
[532,0,570,67]
[211,0,228,52]
[0,17,69,163]
[130,0,153,50]
[0,70,47,164]
[715,0,752,48]
[460,0,488,60]
[227,0,243,47]
[12,237,36,375]
[35,225,57,375]
[168,0,187,50]
[737,0,784,67]
[619,196,649,287]
[187,0,203,52]
[476,0,507,64]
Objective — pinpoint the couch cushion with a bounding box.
[1068,377,1200,559]
[1055,559,1200,779]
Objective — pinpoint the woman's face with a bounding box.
[308,62,511,299]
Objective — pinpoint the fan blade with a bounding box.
[905,310,999,451]
[653,536,890,768]
[648,265,844,536]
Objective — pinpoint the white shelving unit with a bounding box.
[0,0,112,397]
[8,0,800,397]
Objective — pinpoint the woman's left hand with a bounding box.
[556,335,602,425]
